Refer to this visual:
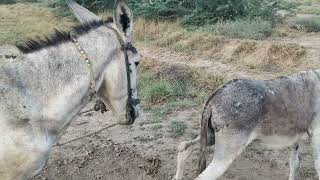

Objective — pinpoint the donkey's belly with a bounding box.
[256,133,306,149]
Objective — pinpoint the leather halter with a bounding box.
[70,25,140,123]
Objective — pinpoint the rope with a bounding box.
[55,122,120,146]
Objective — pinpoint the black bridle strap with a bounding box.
[106,26,140,110]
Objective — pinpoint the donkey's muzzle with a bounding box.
[126,98,140,125]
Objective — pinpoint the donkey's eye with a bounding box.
[135,62,140,66]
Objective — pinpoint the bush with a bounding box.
[130,0,284,26]
[0,0,39,4]
[0,0,17,4]
[203,18,272,40]
[44,0,295,27]
[289,16,320,32]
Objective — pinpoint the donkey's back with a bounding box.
[210,71,318,139]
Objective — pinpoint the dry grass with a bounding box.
[134,18,225,54]
[261,43,306,72]
[299,7,320,15]
[0,3,76,44]
[228,41,306,72]
[134,18,307,73]
[140,60,224,92]
[233,41,258,55]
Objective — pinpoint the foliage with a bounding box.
[130,0,288,26]
[203,18,273,40]
[21,0,296,27]
[0,0,16,4]
[0,0,40,4]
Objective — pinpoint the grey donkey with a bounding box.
[174,70,320,180]
[0,0,141,179]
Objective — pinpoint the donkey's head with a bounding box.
[66,0,140,125]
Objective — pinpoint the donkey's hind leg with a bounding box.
[289,143,300,180]
[174,137,200,180]
[197,128,255,180]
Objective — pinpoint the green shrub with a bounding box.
[289,16,320,32]
[0,0,17,4]
[0,0,40,4]
[45,0,296,27]
[203,18,272,40]
[130,0,288,26]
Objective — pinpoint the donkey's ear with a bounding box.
[66,0,101,24]
[113,0,133,43]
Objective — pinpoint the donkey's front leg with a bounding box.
[289,143,300,180]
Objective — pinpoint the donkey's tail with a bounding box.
[197,103,214,174]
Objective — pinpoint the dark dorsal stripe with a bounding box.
[16,18,113,54]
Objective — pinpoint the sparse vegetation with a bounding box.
[202,18,273,40]
[289,16,320,32]
[169,120,187,137]
[151,124,163,130]
[262,43,306,71]
[299,7,320,15]
[138,61,224,123]
[233,41,258,55]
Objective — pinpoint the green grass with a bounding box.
[289,16,320,32]
[151,123,163,130]
[138,61,224,123]
[169,120,187,137]
[201,18,273,40]
[0,3,75,44]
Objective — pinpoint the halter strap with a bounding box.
[71,34,96,94]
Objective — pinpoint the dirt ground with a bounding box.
[28,32,320,180]
[32,100,318,180]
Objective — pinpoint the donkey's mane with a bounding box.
[16,18,113,54]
